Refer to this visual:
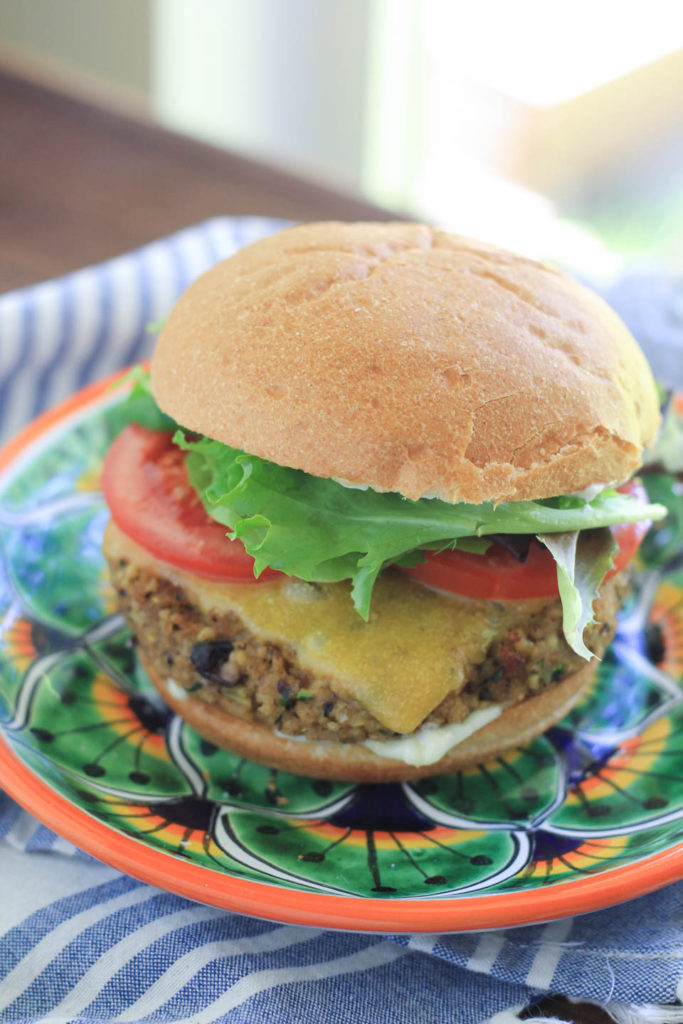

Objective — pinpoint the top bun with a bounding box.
[151,221,660,504]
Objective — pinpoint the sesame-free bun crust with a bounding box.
[144,656,595,783]
[151,222,659,504]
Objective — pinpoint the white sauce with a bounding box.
[331,477,371,491]
[571,482,614,501]
[364,705,502,766]
[166,678,189,702]
[273,705,502,766]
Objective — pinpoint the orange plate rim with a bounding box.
[0,375,682,933]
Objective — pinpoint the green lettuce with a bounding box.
[538,530,618,658]
[177,433,667,656]
[116,365,178,433]
[643,394,683,473]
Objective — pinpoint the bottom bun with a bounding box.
[143,655,596,782]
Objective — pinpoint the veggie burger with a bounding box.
[102,221,665,782]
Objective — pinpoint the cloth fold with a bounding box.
[2,802,682,1022]
[0,218,682,1024]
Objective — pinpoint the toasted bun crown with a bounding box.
[151,222,660,503]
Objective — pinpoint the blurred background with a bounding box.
[1,0,683,274]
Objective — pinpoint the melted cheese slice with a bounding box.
[104,522,540,735]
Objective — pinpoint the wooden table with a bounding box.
[0,68,398,292]
[0,66,617,1024]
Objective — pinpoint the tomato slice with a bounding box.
[101,424,280,581]
[402,541,558,600]
[401,481,650,601]
[608,482,652,576]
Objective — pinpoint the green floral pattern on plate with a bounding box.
[0,391,681,901]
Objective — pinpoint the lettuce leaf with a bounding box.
[538,529,618,658]
[116,366,179,433]
[178,433,667,632]
[643,393,683,473]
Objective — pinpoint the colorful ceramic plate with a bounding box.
[0,378,681,933]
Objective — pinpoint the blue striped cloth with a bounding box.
[0,217,288,446]
[1,218,682,1024]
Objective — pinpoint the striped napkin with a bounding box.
[1,217,682,1024]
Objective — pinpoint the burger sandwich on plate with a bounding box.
[101,221,666,782]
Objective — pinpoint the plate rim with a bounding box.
[0,374,682,933]
[2,732,683,932]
